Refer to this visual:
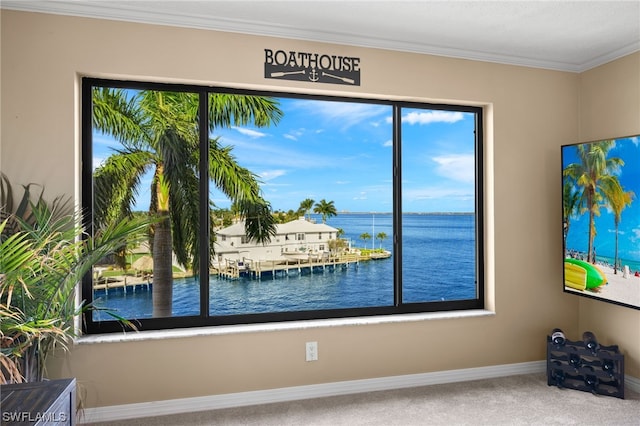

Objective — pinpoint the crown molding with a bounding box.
[2,1,638,73]
[576,41,640,73]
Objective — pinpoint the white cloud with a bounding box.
[259,170,286,181]
[232,126,267,138]
[284,128,305,141]
[222,135,335,169]
[403,111,465,125]
[263,182,292,188]
[432,154,475,183]
[383,139,393,147]
[292,100,388,130]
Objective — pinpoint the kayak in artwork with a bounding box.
[564,258,608,291]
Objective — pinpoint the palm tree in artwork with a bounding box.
[609,187,634,273]
[313,199,337,223]
[92,88,282,317]
[563,140,625,263]
[562,179,581,255]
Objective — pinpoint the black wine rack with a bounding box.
[547,335,625,399]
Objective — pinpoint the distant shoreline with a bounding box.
[334,211,474,215]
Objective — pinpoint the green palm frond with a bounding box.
[92,87,149,146]
[0,176,154,383]
[313,199,337,223]
[209,93,283,128]
[236,199,277,245]
[94,149,154,228]
[208,138,262,202]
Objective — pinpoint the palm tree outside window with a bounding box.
[88,83,280,319]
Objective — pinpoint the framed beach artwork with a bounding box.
[562,134,640,310]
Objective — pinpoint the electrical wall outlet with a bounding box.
[306,341,318,361]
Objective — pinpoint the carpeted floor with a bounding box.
[87,373,639,425]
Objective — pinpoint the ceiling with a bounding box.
[3,1,639,72]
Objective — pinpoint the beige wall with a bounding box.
[2,9,624,408]
[577,52,640,379]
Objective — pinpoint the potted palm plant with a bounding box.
[0,173,152,383]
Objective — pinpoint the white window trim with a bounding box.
[77,310,495,345]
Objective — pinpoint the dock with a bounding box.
[93,274,152,295]
[93,251,391,288]
[213,252,390,280]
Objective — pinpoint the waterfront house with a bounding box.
[214,217,339,265]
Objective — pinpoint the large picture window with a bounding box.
[82,78,484,333]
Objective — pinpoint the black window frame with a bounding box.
[81,77,484,334]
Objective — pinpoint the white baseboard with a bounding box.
[627,374,640,393]
[80,361,639,424]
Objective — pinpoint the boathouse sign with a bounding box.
[264,49,361,86]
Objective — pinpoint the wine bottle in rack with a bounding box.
[569,353,582,370]
[582,331,599,354]
[584,371,599,395]
[551,328,566,347]
[601,358,616,377]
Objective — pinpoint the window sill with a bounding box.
[77,309,495,345]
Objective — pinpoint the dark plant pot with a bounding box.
[21,344,45,383]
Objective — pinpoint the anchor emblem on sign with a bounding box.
[309,68,319,82]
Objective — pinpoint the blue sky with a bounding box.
[93,95,477,214]
[563,136,640,263]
